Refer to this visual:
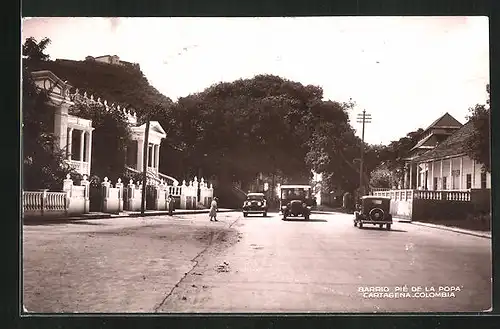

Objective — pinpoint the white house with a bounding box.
[31,70,172,184]
[31,70,95,176]
[414,120,491,191]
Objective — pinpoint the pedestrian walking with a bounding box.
[167,195,174,216]
[209,197,218,221]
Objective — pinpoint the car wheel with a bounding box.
[282,216,287,221]
[386,224,391,230]
[243,213,247,217]
[379,224,383,228]
[354,221,357,227]
[305,215,310,221]
[263,212,267,217]
[359,222,363,229]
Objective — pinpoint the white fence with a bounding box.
[23,174,90,218]
[23,174,214,218]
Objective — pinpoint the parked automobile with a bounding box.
[354,196,393,230]
[279,185,315,220]
[242,192,268,217]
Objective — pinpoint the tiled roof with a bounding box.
[415,120,475,162]
[423,112,462,132]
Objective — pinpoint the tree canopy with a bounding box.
[158,74,363,192]
[24,56,173,115]
[69,102,133,182]
[22,37,51,62]
[464,84,490,172]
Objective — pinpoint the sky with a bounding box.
[21,17,490,145]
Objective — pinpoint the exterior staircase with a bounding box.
[125,166,179,186]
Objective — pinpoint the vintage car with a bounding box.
[242,192,268,217]
[354,196,393,230]
[280,185,315,221]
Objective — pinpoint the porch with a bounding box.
[372,188,490,222]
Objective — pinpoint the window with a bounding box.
[442,176,447,190]
[433,177,438,190]
[481,173,487,189]
[466,174,472,189]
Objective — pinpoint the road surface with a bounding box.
[23,211,491,313]
[157,211,492,313]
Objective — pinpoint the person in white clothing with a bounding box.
[209,197,218,221]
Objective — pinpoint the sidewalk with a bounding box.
[394,217,491,239]
[23,208,235,223]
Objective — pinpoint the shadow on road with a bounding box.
[356,226,407,233]
[283,218,328,223]
[23,219,106,226]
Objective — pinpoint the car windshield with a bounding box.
[247,195,264,201]
[281,188,311,199]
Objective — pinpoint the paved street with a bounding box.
[23,211,491,313]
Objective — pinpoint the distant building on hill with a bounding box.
[85,54,140,70]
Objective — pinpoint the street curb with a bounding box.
[23,209,236,223]
[401,220,491,239]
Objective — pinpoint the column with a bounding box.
[86,130,93,175]
[148,144,152,168]
[459,156,463,189]
[440,159,443,189]
[155,144,160,170]
[409,162,413,189]
[403,164,407,189]
[431,161,434,190]
[137,139,144,171]
[67,128,74,160]
[472,159,476,188]
[449,158,453,190]
[79,130,85,162]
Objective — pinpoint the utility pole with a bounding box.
[356,109,371,196]
[140,118,150,216]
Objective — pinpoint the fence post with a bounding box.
[38,188,49,216]
[63,174,73,215]
[126,179,135,211]
[116,178,124,212]
[180,180,187,209]
[101,177,110,213]
[80,175,90,213]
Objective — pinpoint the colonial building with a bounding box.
[85,55,141,70]
[31,70,94,176]
[31,70,169,183]
[402,112,462,189]
[413,120,491,191]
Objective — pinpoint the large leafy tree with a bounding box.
[159,75,329,187]
[22,37,51,62]
[69,102,133,181]
[375,128,424,185]
[464,84,490,172]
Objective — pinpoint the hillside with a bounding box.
[25,59,173,114]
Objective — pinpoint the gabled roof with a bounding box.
[31,70,73,101]
[415,120,475,162]
[134,121,167,138]
[423,112,462,132]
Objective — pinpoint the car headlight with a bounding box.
[306,206,311,210]
[302,203,307,207]
[281,205,287,209]
[257,202,261,206]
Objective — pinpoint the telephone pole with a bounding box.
[356,109,371,196]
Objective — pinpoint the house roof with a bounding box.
[415,120,475,162]
[423,112,462,132]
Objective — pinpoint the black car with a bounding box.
[354,196,393,230]
[242,192,268,217]
[280,185,314,221]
